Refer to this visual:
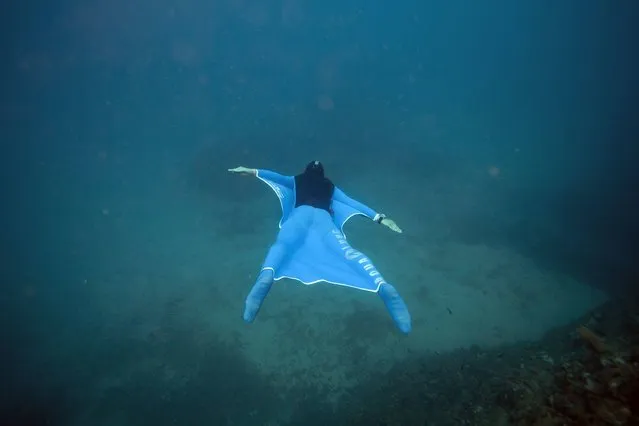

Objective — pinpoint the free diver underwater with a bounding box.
[228,161,412,334]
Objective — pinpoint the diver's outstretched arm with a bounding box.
[333,187,403,233]
[228,166,257,176]
[228,166,294,188]
[378,217,403,233]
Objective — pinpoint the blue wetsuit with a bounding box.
[242,168,412,334]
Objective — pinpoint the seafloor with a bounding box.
[8,296,638,426]
[334,296,639,426]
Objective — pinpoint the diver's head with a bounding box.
[304,160,325,178]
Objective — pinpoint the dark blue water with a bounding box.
[1,1,637,425]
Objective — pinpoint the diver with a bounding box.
[228,161,412,333]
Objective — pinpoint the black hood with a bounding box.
[294,161,334,211]
[304,160,325,178]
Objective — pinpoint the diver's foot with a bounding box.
[378,283,412,334]
[243,269,275,323]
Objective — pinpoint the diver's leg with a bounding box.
[243,268,275,322]
[243,208,311,323]
[323,226,412,333]
[378,283,412,334]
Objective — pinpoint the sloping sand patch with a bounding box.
[404,241,608,349]
[67,187,608,405]
[205,228,607,397]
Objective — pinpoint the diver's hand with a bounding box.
[228,166,257,176]
[381,218,403,233]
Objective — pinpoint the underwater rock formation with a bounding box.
[507,302,639,425]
